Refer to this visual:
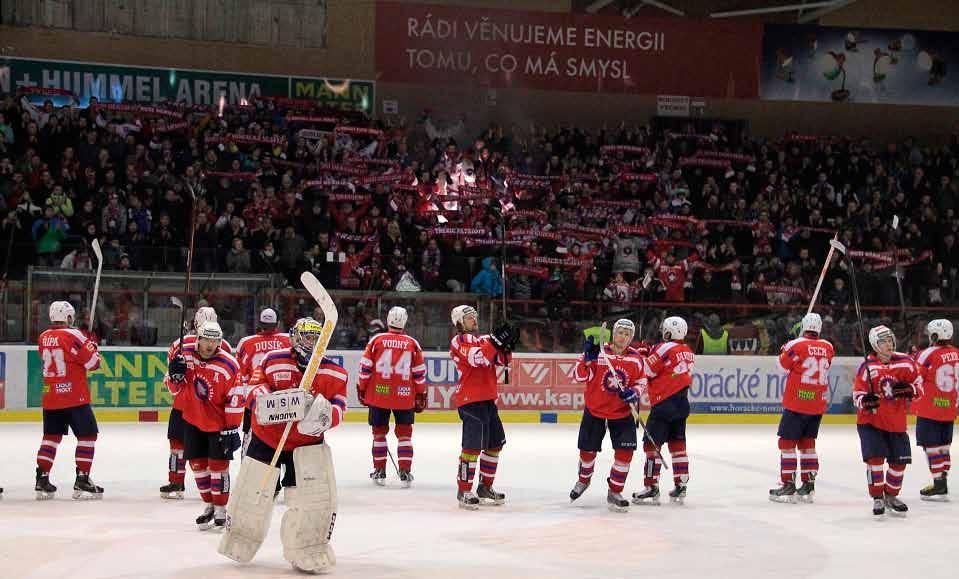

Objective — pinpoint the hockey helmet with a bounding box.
[451,305,477,327]
[194,306,218,331]
[49,301,76,324]
[868,325,896,352]
[661,316,688,341]
[801,313,823,335]
[387,306,408,330]
[927,319,954,342]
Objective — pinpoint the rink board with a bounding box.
[0,345,864,420]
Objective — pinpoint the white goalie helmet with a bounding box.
[868,325,896,352]
[661,316,688,341]
[387,306,408,330]
[613,318,636,340]
[194,306,218,331]
[451,305,477,327]
[196,321,223,341]
[927,319,954,342]
[801,313,823,335]
[49,301,76,324]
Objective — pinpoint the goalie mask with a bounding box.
[291,317,324,368]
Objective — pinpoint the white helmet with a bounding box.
[662,316,688,341]
[197,321,224,341]
[194,306,217,331]
[613,318,636,340]
[801,313,823,335]
[451,305,477,327]
[49,301,76,324]
[259,308,278,325]
[387,306,408,330]
[868,325,896,352]
[927,319,954,342]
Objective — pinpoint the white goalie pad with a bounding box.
[218,456,279,564]
[282,444,338,573]
[296,395,333,437]
[255,389,308,426]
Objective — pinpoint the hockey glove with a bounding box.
[415,392,428,413]
[892,382,916,399]
[357,388,367,406]
[490,323,519,352]
[618,387,639,405]
[218,428,241,458]
[860,392,881,410]
[169,354,187,384]
[583,336,600,362]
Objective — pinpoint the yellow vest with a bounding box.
[583,326,612,344]
[701,329,729,355]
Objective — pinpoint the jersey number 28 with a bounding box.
[801,357,830,385]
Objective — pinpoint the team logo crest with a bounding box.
[194,376,211,401]
[878,376,896,399]
[602,368,628,393]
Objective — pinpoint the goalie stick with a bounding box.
[88,238,103,334]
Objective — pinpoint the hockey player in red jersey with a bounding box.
[448,305,517,509]
[161,306,233,499]
[35,301,103,500]
[166,321,243,530]
[853,325,923,516]
[914,319,959,501]
[632,316,695,505]
[357,306,427,487]
[568,318,646,512]
[769,313,835,503]
[236,308,290,451]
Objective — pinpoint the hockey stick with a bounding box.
[599,323,668,469]
[173,182,199,349]
[890,215,907,340]
[88,238,103,333]
[171,297,185,348]
[831,238,878,413]
[636,271,654,343]
[256,272,338,500]
[806,232,839,316]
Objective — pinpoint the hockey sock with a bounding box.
[643,441,662,487]
[778,438,798,483]
[479,447,502,487]
[866,458,884,497]
[169,439,186,484]
[37,434,63,472]
[925,445,949,479]
[578,450,597,484]
[371,425,389,470]
[668,440,689,486]
[608,449,633,493]
[190,459,212,503]
[885,463,906,497]
[75,435,97,473]
[209,459,231,506]
[395,424,414,472]
[798,438,818,482]
[458,449,480,492]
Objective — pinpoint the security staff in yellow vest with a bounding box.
[698,314,729,355]
[583,324,612,345]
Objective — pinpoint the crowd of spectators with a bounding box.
[2,91,959,333]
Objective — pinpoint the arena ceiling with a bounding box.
[574,0,857,21]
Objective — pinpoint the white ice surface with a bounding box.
[0,422,955,579]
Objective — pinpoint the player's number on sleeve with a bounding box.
[42,348,67,378]
[801,357,830,385]
[375,349,412,381]
[934,363,959,393]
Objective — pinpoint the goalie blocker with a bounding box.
[219,312,348,573]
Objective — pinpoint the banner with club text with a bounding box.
[375,2,761,98]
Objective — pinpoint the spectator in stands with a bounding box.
[471,256,503,297]
[445,239,471,293]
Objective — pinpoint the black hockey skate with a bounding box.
[160,482,185,500]
[398,469,414,488]
[35,468,57,500]
[632,485,661,506]
[884,493,908,516]
[607,490,629,512]
[370,467,386,487]
[213,505,227,531]
[769,481,798,503]
[196,504,215,530]
[476,484,505,505]
[569,481,590,502]
[872,497,885,516]
[797,480,815,503]
[457,489,480,510]
[72,469,103,500]
[920,475,948,501]
[669,484,687,504]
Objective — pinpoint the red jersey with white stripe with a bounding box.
[172,344,243,433]
[449,332,509,407]
[38,325,101,410]
[644,341,695,406]
[777,336,835,415]
[573,345,646,420]
[167,335,233,411]
[853,353,923,433]
[357,330,427,410]
[248,349,348,451]
[914,345,959,423]
[235,331,291,386]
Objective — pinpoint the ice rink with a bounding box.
[0,421,955,579]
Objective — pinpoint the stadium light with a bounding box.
[710,1,842,18]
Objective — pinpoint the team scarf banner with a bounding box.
[286,115,340,124]
[298,129,333,140]
[508,229,565,242]
[204,171,259,181]
[205,133,286,146]
[466,238,529,248]
[18,86,78,98]
[94,102,183,119]
[328,192,373,203]
[154,121,191,133]
[620,173,658,182]
[428,227,490,237]
[505,264,550,279]
[335,125,384,138]
[695,151,756,164]
[753,284,810,299]
[532,256,593,268]
[679,156,731,170]
[600,145,650,157]
[335,232,379,243]
[299,178,355,191]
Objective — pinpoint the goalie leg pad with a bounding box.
[217,456,279,564]
[282,443,338,573]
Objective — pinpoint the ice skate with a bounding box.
[35,468,56,501]
[769,481,797,503]
[72,469,104,500]
[797,480,815,503]
[370,467,386,486]
[476,484,505,505]
[669,484,687,504]
[212,505,227,531]
[160,482,185,500]
[920,475,948,501]
[457,489,479,510]
[631,485,661,506]
[196,504,215,530]
[884,493,908,516]
[607,490,629,512]
[872,497,885,517]
[398,469,414,488]
[569,481,590,502]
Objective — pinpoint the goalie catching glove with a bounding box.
[297,392,334,437]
